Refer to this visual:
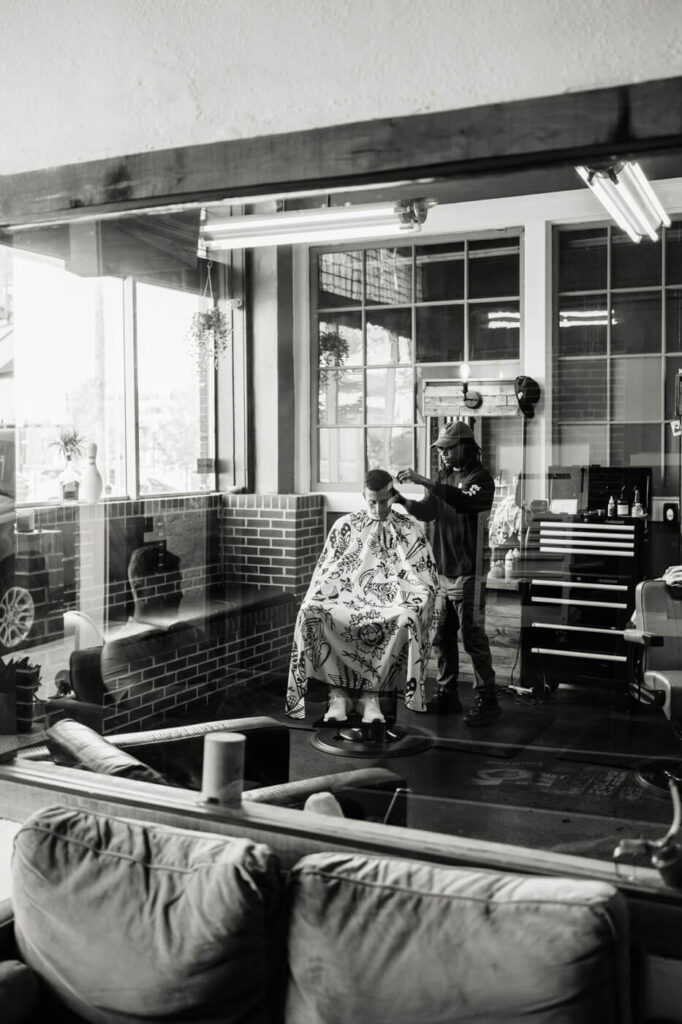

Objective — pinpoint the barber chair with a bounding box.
[311,690,433,759]
[625,578,682,793]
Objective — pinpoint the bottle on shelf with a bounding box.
[617,488,629,516]
[631,488,645,517]
[607,494,616,517]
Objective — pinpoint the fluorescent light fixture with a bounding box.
[576,161,671,243]
[200,199,434,250]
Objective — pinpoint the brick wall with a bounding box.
[18,492,323,728]
[219,493,325,598]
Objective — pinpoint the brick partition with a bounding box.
[219,493,325,598]
[21,492,325,730]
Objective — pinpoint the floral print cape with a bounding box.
[286,507,442,718]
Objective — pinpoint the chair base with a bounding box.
[311,722,432,758]
[634,759,682,797]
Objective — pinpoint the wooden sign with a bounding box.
[422,378,519,418]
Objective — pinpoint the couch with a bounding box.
[0,803,630,1024]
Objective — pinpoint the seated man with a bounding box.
[286,469,442,724]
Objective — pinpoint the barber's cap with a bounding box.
[431,421,476,449]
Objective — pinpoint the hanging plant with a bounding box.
[185,261,232,370]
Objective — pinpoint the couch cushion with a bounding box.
[12,805,284,1024]
[285,852,630,1024]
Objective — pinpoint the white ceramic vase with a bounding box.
[81,442,103,503]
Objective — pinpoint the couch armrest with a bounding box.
[244,767,407,824]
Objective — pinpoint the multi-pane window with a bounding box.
[1,243,218,503]
[554,222,682,498]
[313,234,521,485]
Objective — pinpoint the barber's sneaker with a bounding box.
[323,689,351,722]
[464,694,502,727]
[356,693,385,723]
[427,686,463,714]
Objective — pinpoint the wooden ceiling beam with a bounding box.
[2,76,682,227]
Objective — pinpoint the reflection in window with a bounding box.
[9,248,126,503]
[136,283,215,495]
[365,248,412,305]
[366,309,412,364]
[313,235,521,485]
[557,295,609,356]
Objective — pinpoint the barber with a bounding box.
[394,421,499,726]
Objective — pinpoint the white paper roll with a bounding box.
[201,732,245,805]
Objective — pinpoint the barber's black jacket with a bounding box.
[403,466,495,577]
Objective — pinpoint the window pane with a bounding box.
[664,425,680,497]
[554,359,607,419]
[611,231,661,288]
[317,250,362,307]
[415,306,463,363]
[665,290,682,352]
[665,355,682,419]
[611,293,662,354]
[611,357,662,420]
[317,368,363,425]
[610,423,660,480]
[136,282,215,494]
[365,248,412,305]
[366,368,413,424]
[468,238,520,298]
[558,295,608,356]
[366,309,412,364]
[469,302,520,360]
[415,243,464,301]
[319,313,363,367]
[555,422,608,466]
[666,220,682,286]
[366,427,413,475]
[557,228,608,292]
[318,428,363,483]
[10,248,126,503]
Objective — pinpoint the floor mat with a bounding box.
[557,715,682,769]
[416,705,557,759]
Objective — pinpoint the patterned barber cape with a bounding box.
[286,507,442,719]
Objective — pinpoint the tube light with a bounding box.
[576,162,671,244]
[200,199,433,250]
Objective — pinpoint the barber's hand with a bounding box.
[397,467,431,488]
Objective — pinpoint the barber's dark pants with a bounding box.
[435,574,496,694]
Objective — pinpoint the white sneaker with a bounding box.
[357,693,385,723]
[323,689,351,722]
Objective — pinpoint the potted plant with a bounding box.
[51,428,85,501]
[185,307,231,370]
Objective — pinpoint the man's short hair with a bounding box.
[364,468,392,492]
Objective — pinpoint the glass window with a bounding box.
[469,302,520,361]
[611,230,661,288]
[610,356,662,421]
[557,228,608,292]
[415,243,464,301]
[365,248,412,305]
[366,426,413,475]
[468,237,520,298]
[8,248,126,503]
[554,422,609,466]
[136,282,215,495]
[665,290,682,352]
[318,427,364,483]
[554,358,607,420]
[557,295,609,356]
[313,234,521,486]
[665,219,682,285]
[415,306,463,363]
[318,251,362,307]
[319,314,363,367]
[366,309,412,364]
[611,293,662,354]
